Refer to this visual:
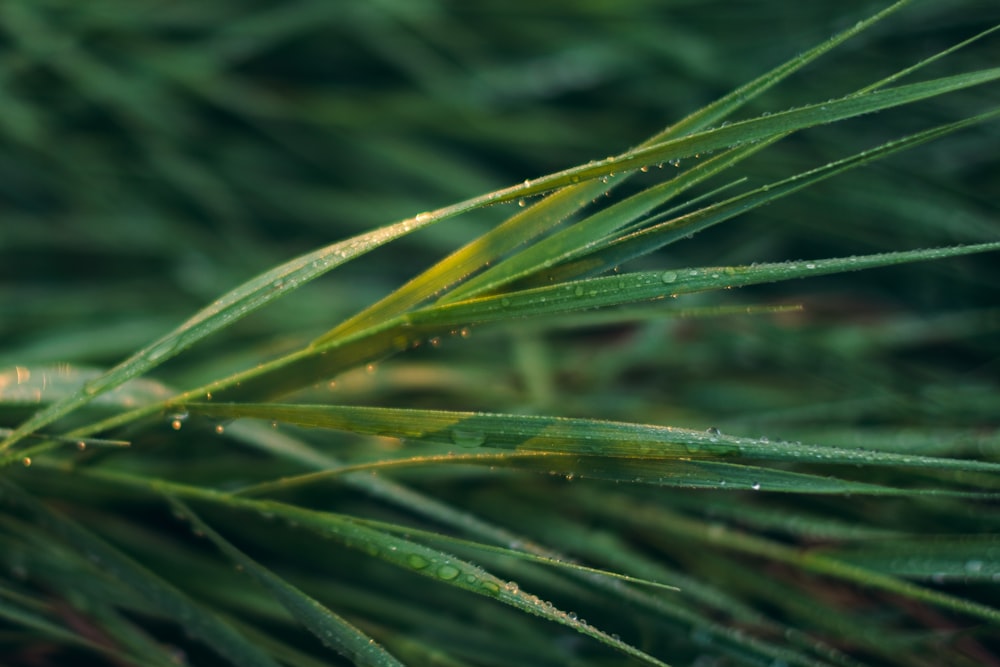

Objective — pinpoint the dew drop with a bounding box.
[518,198,527,208]
[805,263,817,270]
[661,270,678,284]
[76,441,87,451]
[437,564,460,580]
[500,297,511,307]
[574,286,584,297]
[22,457,31,467]
[706,426,721,436]
[751,482,761,491]
[451,429,486,448]
[215,424,225,435]
[407,554,430,570]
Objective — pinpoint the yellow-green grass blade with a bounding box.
[181,402,1000,475]
[439,144,767,305]
[227,449,962,498]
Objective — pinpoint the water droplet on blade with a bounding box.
[451,429,486,448]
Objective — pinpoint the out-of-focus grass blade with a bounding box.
[84,469,673,667]
[580,493,1000,626]
[0,428,129,449]
[0,479,283,667]
[182,402,1000,474]
[0,364,174,409]
[168,499,406,667]
[0,597,142,666]
[822,537,1000,581]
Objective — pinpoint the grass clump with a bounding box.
[2,1,999,665]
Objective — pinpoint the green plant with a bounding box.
[2,1,999,665]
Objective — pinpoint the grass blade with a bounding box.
[168,499,406,667]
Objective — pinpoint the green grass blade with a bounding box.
[0,479,283,667]
[405,243,1000,327]
[168,499,406,667]
[658,0,914,138]
[823,536,1000,581]
[524,108,1000,285]
[231,449,951,498]
[82,468,673,667]
[180,402,1000,475]
[588,497,1000,626]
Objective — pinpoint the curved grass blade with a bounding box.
[0,479,283,667]
[168,499,406,667]
[82,468,673,667]
[304,514,682,595]
[181,402,1000,475]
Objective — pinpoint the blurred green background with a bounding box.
[2,3,1000,665]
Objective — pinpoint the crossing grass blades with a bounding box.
[2,2,1000,665]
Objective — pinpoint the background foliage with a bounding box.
[1,1,999,665]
